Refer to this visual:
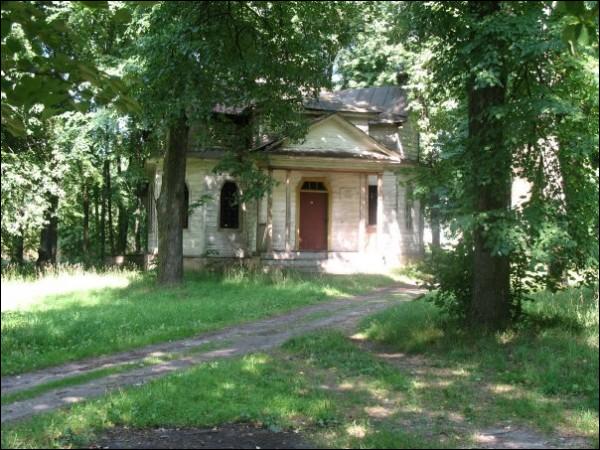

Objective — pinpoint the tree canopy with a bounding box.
[337,1,599,326]
[1,1,597,327]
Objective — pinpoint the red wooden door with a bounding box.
[299,192,328,251]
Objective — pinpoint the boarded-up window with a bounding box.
[368,185,378,226]
[181,184,189,229]
[220,181,239,229]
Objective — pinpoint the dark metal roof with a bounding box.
[211,86,408,122]
[303,86,408,122]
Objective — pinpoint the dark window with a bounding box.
[301,181,327,191]
[405,184,413,231]
[181,184,189,229]
[368,185,378,226]
[220,181,239,229]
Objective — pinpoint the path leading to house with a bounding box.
[1,283,424,424]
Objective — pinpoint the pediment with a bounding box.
[278,114,400,161]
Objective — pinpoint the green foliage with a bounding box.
[1,108,152,263]
[334,2,406,89]
[1,1,140,137]
[1,1,155,264]
[425,246,473,321]
[555,1,599,54]
[130,1,358,200]
[340,2,598,323]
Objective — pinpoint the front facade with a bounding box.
[147,86,424,273]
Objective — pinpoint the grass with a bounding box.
[360,285,599,443]
[0,339,232,406]
[1,267,395,376]
[0,332,449,449]
[2,284,596,448]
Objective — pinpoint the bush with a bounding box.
[424,243,473,321]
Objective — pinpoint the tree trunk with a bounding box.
[12,231,24,264]
[116,158,129,255]
[37,194,59,266]
[430,193,441,250]
[93,185,100,260]
[468,1,512,328]
[100,162,108,262]
[134,189,144,254]
[106,161,115,256]
[117,207,128,255]
[157,112,189,284]
[82,180,90,260]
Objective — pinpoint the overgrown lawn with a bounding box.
[2,284,596,449]
[360,285,599,443]
[1,267,395,375]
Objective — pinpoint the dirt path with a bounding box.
[1,283,423,424]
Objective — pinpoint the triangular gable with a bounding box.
[264,114,401,161]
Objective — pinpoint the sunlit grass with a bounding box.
[4,285,595,448]
[3,274,594,448]
[1,267,138,312]
[0,334,445,449]
[360,285,599,442]
[1,267,395,375]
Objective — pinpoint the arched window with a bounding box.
[220,181,239,229]
[181,183,189,229]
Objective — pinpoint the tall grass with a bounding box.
[1,265,395,375]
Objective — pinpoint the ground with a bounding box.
[1,269,598,449]
[1,267,397,375]
[92,424,312,449]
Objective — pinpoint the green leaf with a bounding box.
[1,105,27,137]
[78,1,109,9]
[562,24,578,49]
[129,1,159,8]
[576,23,590,46]
[564,1,586,18]
[113,7,133,24]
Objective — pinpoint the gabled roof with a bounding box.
[303,86,408,123]
[212,86,409,123]
[256,113,402,162]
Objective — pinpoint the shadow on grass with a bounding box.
[284,330,598,446]
[1,271,396,376]
[2,318,596,449]
[352,286,599,442]
[0,339,443,449]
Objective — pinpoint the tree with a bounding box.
[131,1,357,284]
[1,1,149,265]
[337,1,599,328]
[1,1,138,137]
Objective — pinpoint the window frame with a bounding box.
[182,183,189,230]
[219,181,240,230]
[367,184,378,227]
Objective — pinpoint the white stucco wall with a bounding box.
[147,112,423,269]
[149,159,256,258]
